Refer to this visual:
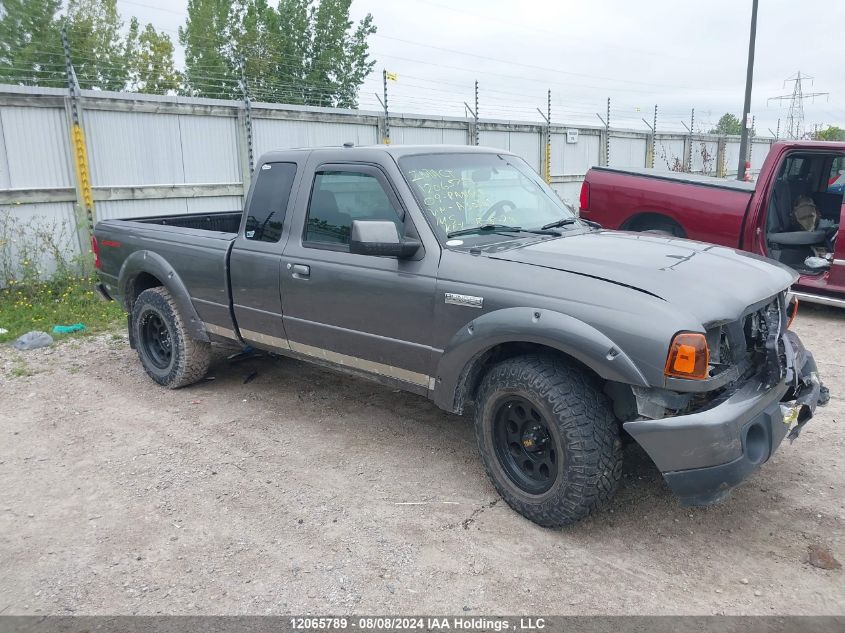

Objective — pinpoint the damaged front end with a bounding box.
[619,292,828,506]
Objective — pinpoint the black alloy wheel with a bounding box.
[492,396,558,494]
[140,310,173,370]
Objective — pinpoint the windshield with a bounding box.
[399,153,576,238]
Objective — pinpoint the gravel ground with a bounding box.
[0,305,843,616]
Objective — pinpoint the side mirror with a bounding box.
[349,220,421,258]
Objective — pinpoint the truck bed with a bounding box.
[130,211,242,234]
[95,211,240,338]
[590,167,758,192]
[582,167,755,247]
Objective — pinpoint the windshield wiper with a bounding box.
[447,224,561,239]
[541,217,602,231]
[541,218,580,230]
[447,223,523,238]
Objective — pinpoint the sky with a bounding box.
[113,0,845,136]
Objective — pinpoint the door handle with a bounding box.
[291,264,310,279]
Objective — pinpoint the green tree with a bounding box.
[182,0,376,107]
[127,18,180,94]
[0,0,178,94]
[304,0,376,108]
[64,0,133,91]
[813,125,845,141]
[0,0,65,87]
[709,113,743,136]
[179,0,239,99]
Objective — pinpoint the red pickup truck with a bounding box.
[580,141,845,307]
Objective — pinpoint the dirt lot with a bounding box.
[1,305,843,616]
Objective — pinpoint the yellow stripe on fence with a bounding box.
[544,143,551,184]
[71,123,94,219]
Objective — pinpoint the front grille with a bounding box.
[706,293,787,387]
[742,296,787,387]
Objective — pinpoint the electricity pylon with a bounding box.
[768,72,828,139]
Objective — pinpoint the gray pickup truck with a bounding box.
[94,145,825,527]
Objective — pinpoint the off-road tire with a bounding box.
[474,354,623,527]
[131,287,211,388]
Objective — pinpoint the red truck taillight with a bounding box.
[91,236,101,270]
[579,181,590,212]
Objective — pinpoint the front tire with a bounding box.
[474,354,622,527]
[131,287,211,388]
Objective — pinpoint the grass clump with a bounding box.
[0,276,124,344]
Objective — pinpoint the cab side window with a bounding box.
[244,162,297,243]
[304,170,403,247]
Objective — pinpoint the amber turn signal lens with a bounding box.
[786,297,799,329]
[664,332,709,380]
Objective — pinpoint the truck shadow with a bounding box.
[204,347,680,518]
[199,343,835,542]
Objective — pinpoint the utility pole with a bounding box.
[737,0,758,181]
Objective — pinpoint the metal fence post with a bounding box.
[545,90,551,184]
[747,114,755,173]
[474,80,479,146]
[61,25,94,270]
[596,99,610,167]
[642,104,657,168]
[236,109,253,195]
[650,105,657,168]
[716,136,727,177]
[686,108,695,172]
[239,58,255,179]
[382,70,390,144]
[605,98,611,166]
[537,91,551,183]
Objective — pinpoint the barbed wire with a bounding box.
[1,5,840,131]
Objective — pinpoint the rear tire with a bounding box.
[474,354,622,527]
[131,287,211,388]
[635,217,686,237]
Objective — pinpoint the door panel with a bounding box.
[280,163,437,387]
[230,161,299,349]
[828,201,845,291]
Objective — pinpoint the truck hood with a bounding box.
[486,230,797,321]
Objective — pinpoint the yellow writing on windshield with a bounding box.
[407,168,502,231]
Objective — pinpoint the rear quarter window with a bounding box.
[245,162,297,242]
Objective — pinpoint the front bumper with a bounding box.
[623,331,822,506]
